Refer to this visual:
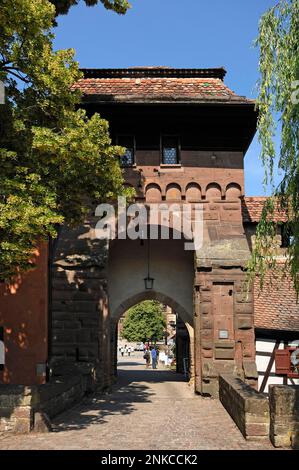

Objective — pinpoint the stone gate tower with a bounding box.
[52,67,258,396]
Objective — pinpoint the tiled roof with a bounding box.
[254,269,299,332]
[242,197,287,223]
[72,67,253,104]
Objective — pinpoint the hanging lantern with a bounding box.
[144,276,154,290]
[144,238,154,290]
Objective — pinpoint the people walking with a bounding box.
[151,346,157,369]
[120,346,124,357]
[144,348,150,368]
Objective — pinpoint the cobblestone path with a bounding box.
[0,354,274,450]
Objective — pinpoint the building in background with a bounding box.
[243,197,299,392]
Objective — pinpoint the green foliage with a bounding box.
[246,198,280,289]
[50,0,130,16]
[0,0,131,280]
[249,0,299,291]
[122,301,166,343]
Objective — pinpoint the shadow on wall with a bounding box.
[50,216,112,369]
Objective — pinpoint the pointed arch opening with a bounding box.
[114,293,193,384]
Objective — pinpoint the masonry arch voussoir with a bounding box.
[225,182,242,199]
[145,183,162,202]
[205,182,222,199]
[112,290,191,326]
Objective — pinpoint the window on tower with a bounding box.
[117,135,135,167]
[161,136,180,165]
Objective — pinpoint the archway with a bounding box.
[113,294,194,382]
[107,234,195,387]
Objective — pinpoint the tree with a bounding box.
[247,0,299,291]
[0,0,132,280]
[49,0,130,16]
[122,301,166,343]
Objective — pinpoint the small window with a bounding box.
[117,135,135,167]
[162,136,180,165]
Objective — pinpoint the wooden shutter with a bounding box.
[275,349,290,375]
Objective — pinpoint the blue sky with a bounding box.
[53,0,281,196]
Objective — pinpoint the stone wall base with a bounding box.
[219,374,270,441]
[269,385,299,449]
[0,363,98,434]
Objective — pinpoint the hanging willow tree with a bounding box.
[247,0,299,291]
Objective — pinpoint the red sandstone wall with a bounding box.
[123,150,244,201]
[0,243,48,385]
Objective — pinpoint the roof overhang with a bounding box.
[80,67,227,80]
[76,67,257,154]
[81,95,255,106]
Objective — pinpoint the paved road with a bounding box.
[0,354,274,450]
